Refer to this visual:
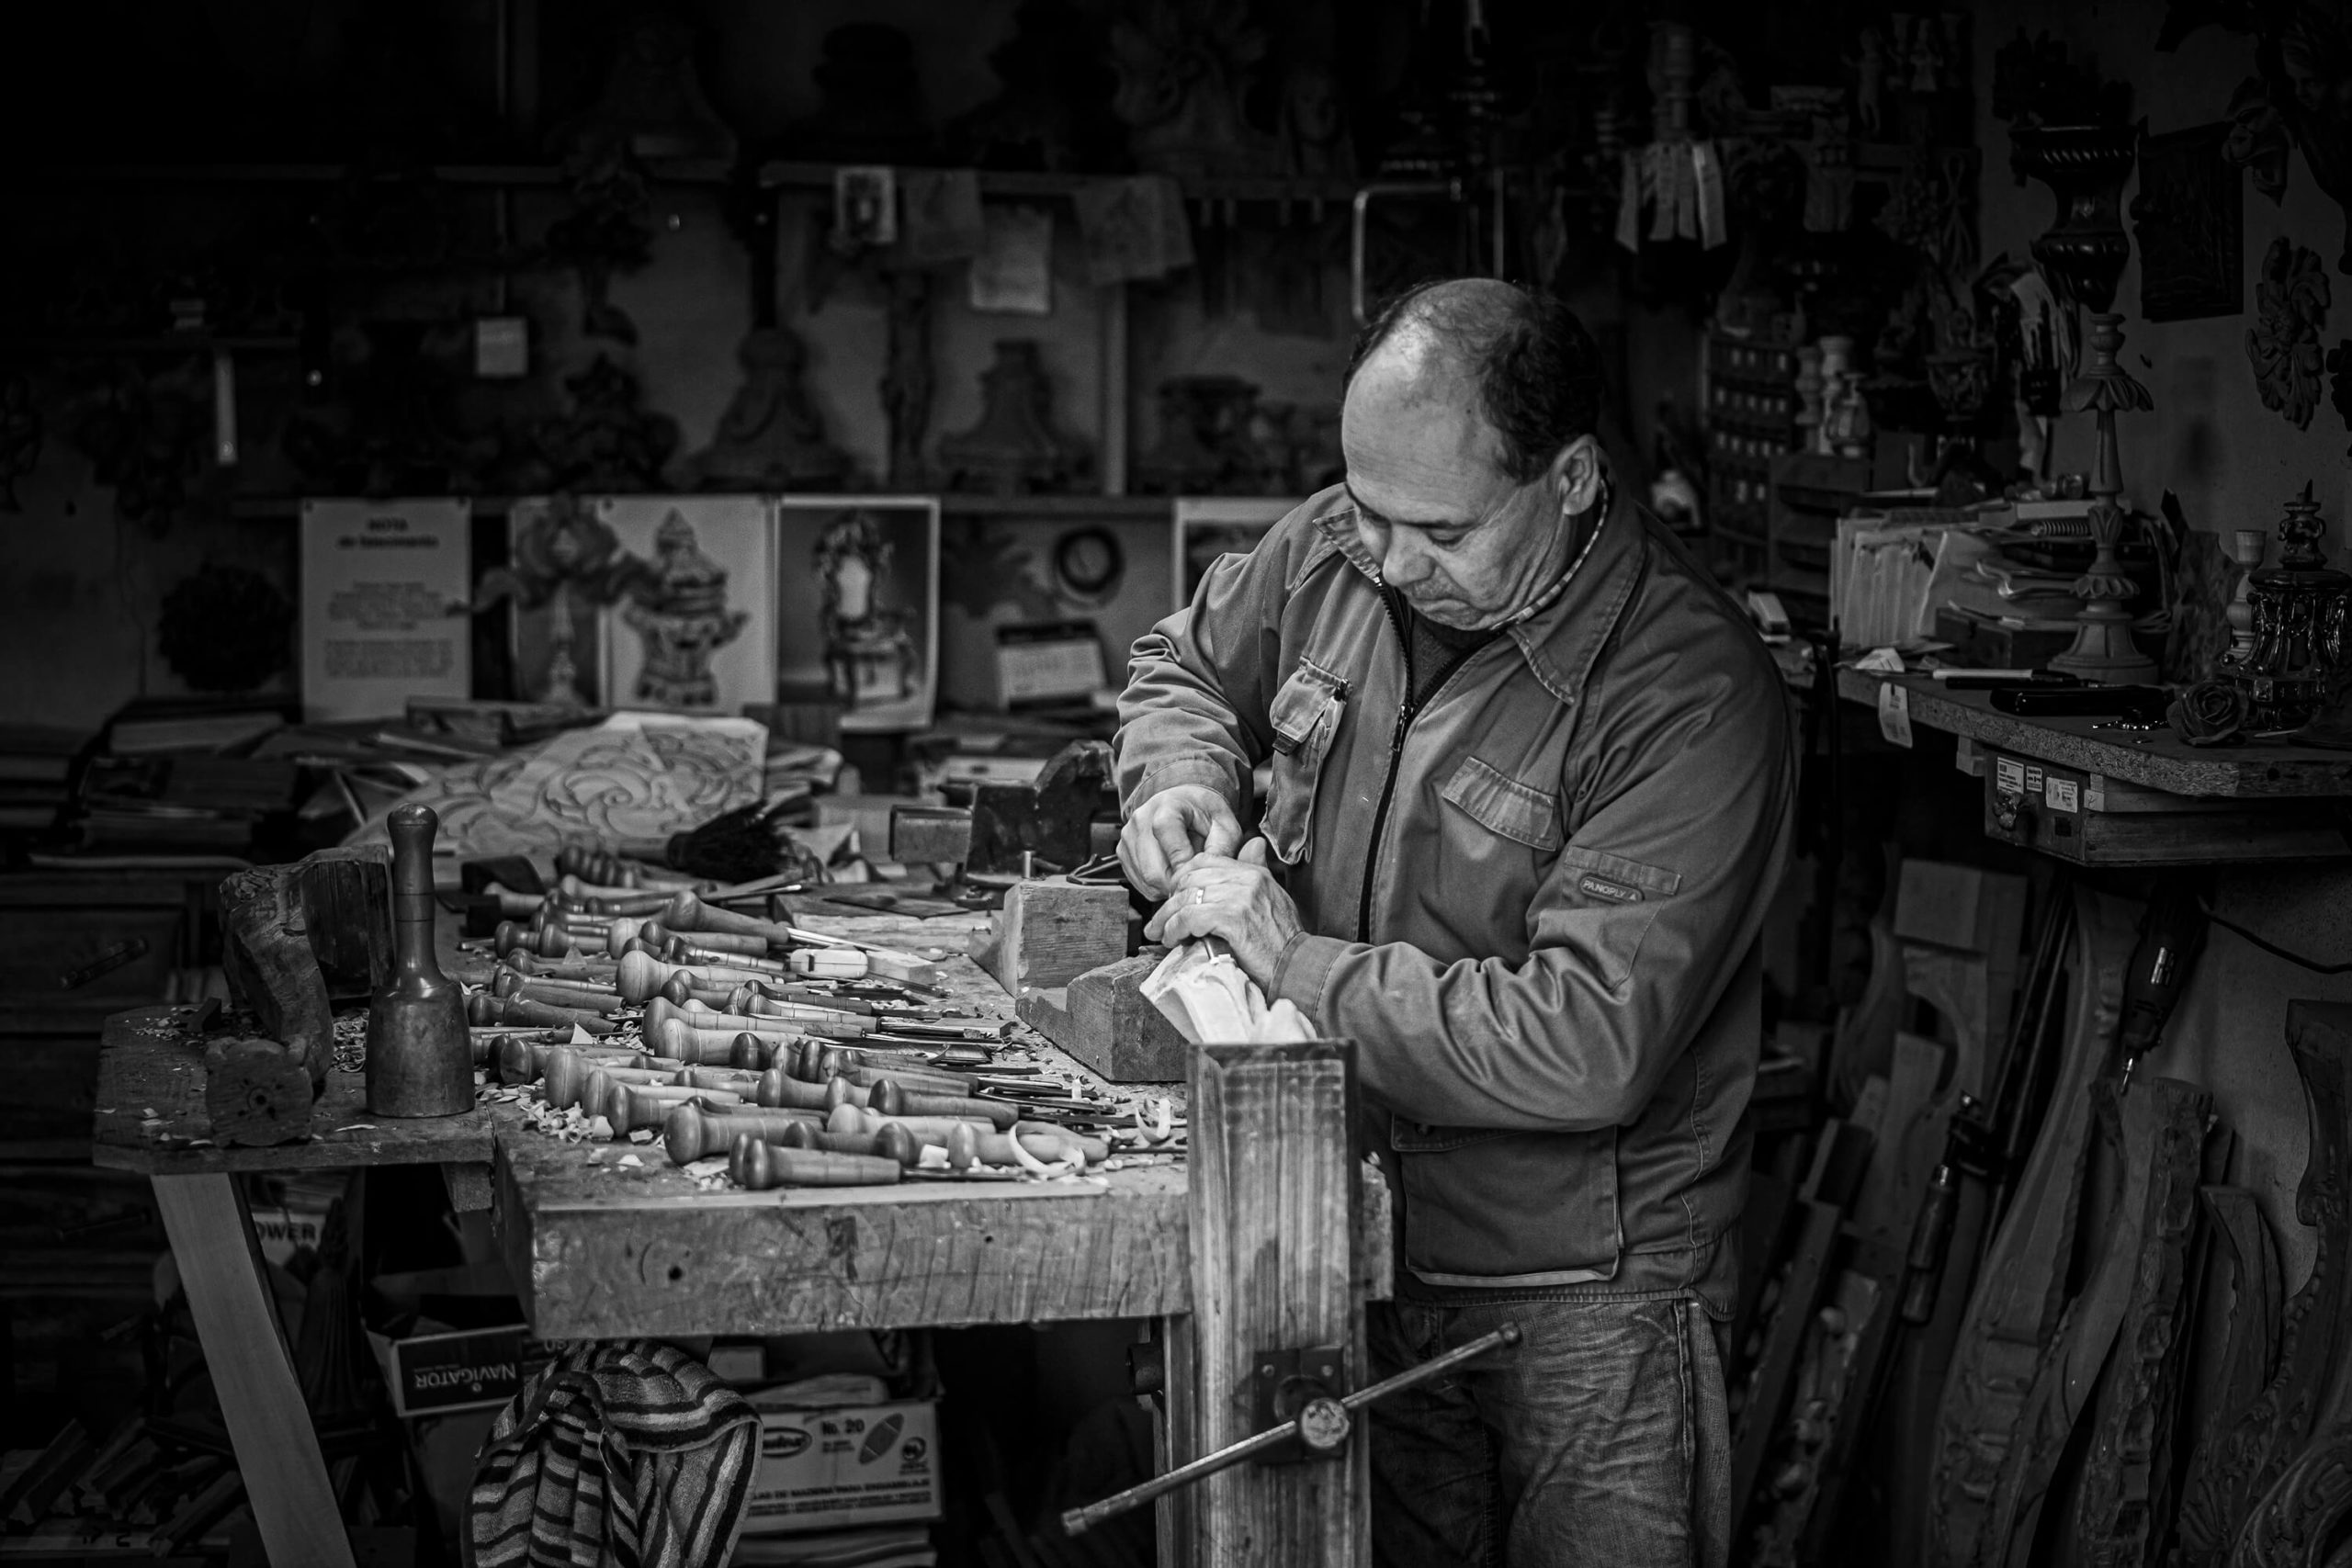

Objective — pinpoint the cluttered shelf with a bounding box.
[1833,670,2352,800]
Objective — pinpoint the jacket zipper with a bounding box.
[1356,592,1479,942]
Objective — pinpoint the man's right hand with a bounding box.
[1119,784,1243,898]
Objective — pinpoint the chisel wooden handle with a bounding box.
[665,892,943,981]
[777,1120,927,1167]
[870,1079,1019,1130]
[810,1046,975,1097]
[729,1138,900,1190]
[606,918,770,959]
[497,920,606,959]
[501,951,620,982]
[944,1122,1109,1169]
[662,1102,824,1165]
[504,1039,643,1089]
[676,1065,761,1094]
[757,1066,834,1111]
[618,950,796,1004]
[645,1001,852,1044]
[606,1082,741,1134]
[826,1103,997,1143]
[669,936,789,971]
[492,974,624,1014]
[654,1017,814,1065]
[468,992,616,1033]
[549,1057,671,1111]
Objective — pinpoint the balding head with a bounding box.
[1346,280,1603,482]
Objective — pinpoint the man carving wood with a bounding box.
[1114,279,1794,1565]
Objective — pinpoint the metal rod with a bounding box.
[1063,1322,1521,1537]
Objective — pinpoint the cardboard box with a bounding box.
[374,1325,549,1419]
[741,1402,942,1537]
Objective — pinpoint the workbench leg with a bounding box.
[1155,1312,1198,1568]
[153,1173,358,1568]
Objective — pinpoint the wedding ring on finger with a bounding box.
[1192,887,1205,907]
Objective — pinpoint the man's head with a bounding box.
[1340,279,1606,628]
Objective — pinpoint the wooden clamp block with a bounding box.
[968,877,1129,997]
[1016,953,1190,1081]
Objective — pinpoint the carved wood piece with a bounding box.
[2226,1001,2352,1568]
[218,846,392,1092]
[2175,1187,2287,1566]
[2073,1077,2215,1568]
[1929,887,2140,1568]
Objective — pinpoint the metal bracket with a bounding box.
[1249,1345,1346,1465]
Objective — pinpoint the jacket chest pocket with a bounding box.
[1441,756,1564,852]
[1261,659,1349,865]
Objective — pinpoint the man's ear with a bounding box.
[1548,434,1606,516]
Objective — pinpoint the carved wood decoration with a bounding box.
[2245,238,2331,430]
[1977,1080,2189,1568]
[2072,1078,2216,1568]
[2175,1187,2287,1566]
[2226,1001,2352,1568]
[2161,0,2352,275]
[1929,887,2140,1568]
[2133,122,2245,321]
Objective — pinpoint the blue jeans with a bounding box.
[1367,1294,1731,1568]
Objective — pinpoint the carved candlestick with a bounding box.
[2047,313,2158,685]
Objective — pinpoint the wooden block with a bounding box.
[968,878,1129,997]
[1186,1040,1366,1565]
[202,1037,315,1147]
[219,846,391,1090]
[1016,954,1191,1082]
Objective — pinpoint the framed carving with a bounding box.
[2133,122,2244,321]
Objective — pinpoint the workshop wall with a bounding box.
[1972,0,2352,557]
[0,0,1367,731]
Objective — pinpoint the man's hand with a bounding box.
[1146,839,1302,991]
[1119,784,1243,898]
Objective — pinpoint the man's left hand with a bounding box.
[1146,838,1302,991]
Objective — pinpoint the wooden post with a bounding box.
[153,1174,356,1568]
[1185,1040,1367,1565]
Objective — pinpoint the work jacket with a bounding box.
[1114,480,1794,1311]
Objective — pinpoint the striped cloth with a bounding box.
[469,1340,761,1568]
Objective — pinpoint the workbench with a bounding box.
[92,908,1393,1566]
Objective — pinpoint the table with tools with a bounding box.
[94,807,1396,1566]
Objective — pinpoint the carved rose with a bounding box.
[2169,677,2250,746]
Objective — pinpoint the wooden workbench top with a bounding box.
[96,906,1392,1335]
[92,1005,493,1174]
[1837,669,2352,799]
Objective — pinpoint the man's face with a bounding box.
[1340,345,1594,629]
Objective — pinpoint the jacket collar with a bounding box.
[1310,474,1648,711]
